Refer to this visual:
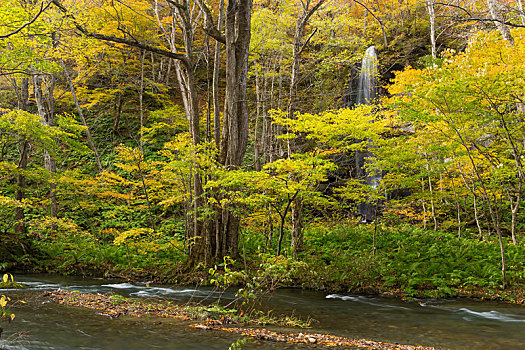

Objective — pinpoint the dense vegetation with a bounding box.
[1,0,525,301]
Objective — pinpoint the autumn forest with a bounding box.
[3,0,525,334]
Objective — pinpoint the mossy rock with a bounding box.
[0,281,26,289]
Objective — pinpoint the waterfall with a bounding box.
[356,46,378,105]
[355,46,381,222]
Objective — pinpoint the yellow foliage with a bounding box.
[114,228,155,245]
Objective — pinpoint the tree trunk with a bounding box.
[12,77,30,235]
[139,50,146,153]
[200,0,253,262]
[33,73,57,219]
[15,139,29,234]
[458,166,485,239]
[426,0,437,59]
[60,59,103,172]
[451,177,461,239]
[213,0,224,150]
[219,0,253,168]
[291,197,304,258]
[254,63,262,171]
[486,0,514,44]
[451,124,507,288]
[284,1,324,247]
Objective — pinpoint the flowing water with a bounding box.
[2,275,525,349]
[356,46,377,106]
[356,45,382,221]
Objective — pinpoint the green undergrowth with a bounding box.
[13,234,186,279]
[9,222,525,302]
[297,224,525,299]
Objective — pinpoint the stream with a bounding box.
[2,274,525,349]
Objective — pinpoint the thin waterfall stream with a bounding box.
[355,46,382,222]
[356,46,378,106]
[2,275,525,349]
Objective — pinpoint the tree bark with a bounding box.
[201,0,253,262]
[426,0,437,59]
[486,0,514,44]
[33,72,57,219]
[219,0,253,168]
[213,0,224,150]
[291,197,304,258]
[12,77,30,235]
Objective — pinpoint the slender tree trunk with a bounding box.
[426,0,437,59]
[60,59,103,172]
[277,212,286,256]
[486,0,514,44]
[473,193,484,239]
[286,1,324,248]
[213,0,224,150]
[254,63,262,171]
[266,205,274,250]
[262,60,272,165]
[421,180,427,229]
[428,175,437,230]
[291,197,304,258]
[458,166,485,239]
[276,191,299,256]
[451,177,461,239]
[12,77,30,235]
[139,50,146,153]
[206,37,212,142]
[451,124,507,288]
[33,73,57,219]
[15,138,29,235]
[507,190,520,244]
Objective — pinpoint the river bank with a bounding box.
[5,224,525,306]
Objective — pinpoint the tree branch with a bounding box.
[298,28,318,56]
[304,0,326,24]
[454,16,525,28]
[50,0,192,67]
[352,0,388,46]
[0,1,52,39]
[191,0,226,44]
[433,2,472,16]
